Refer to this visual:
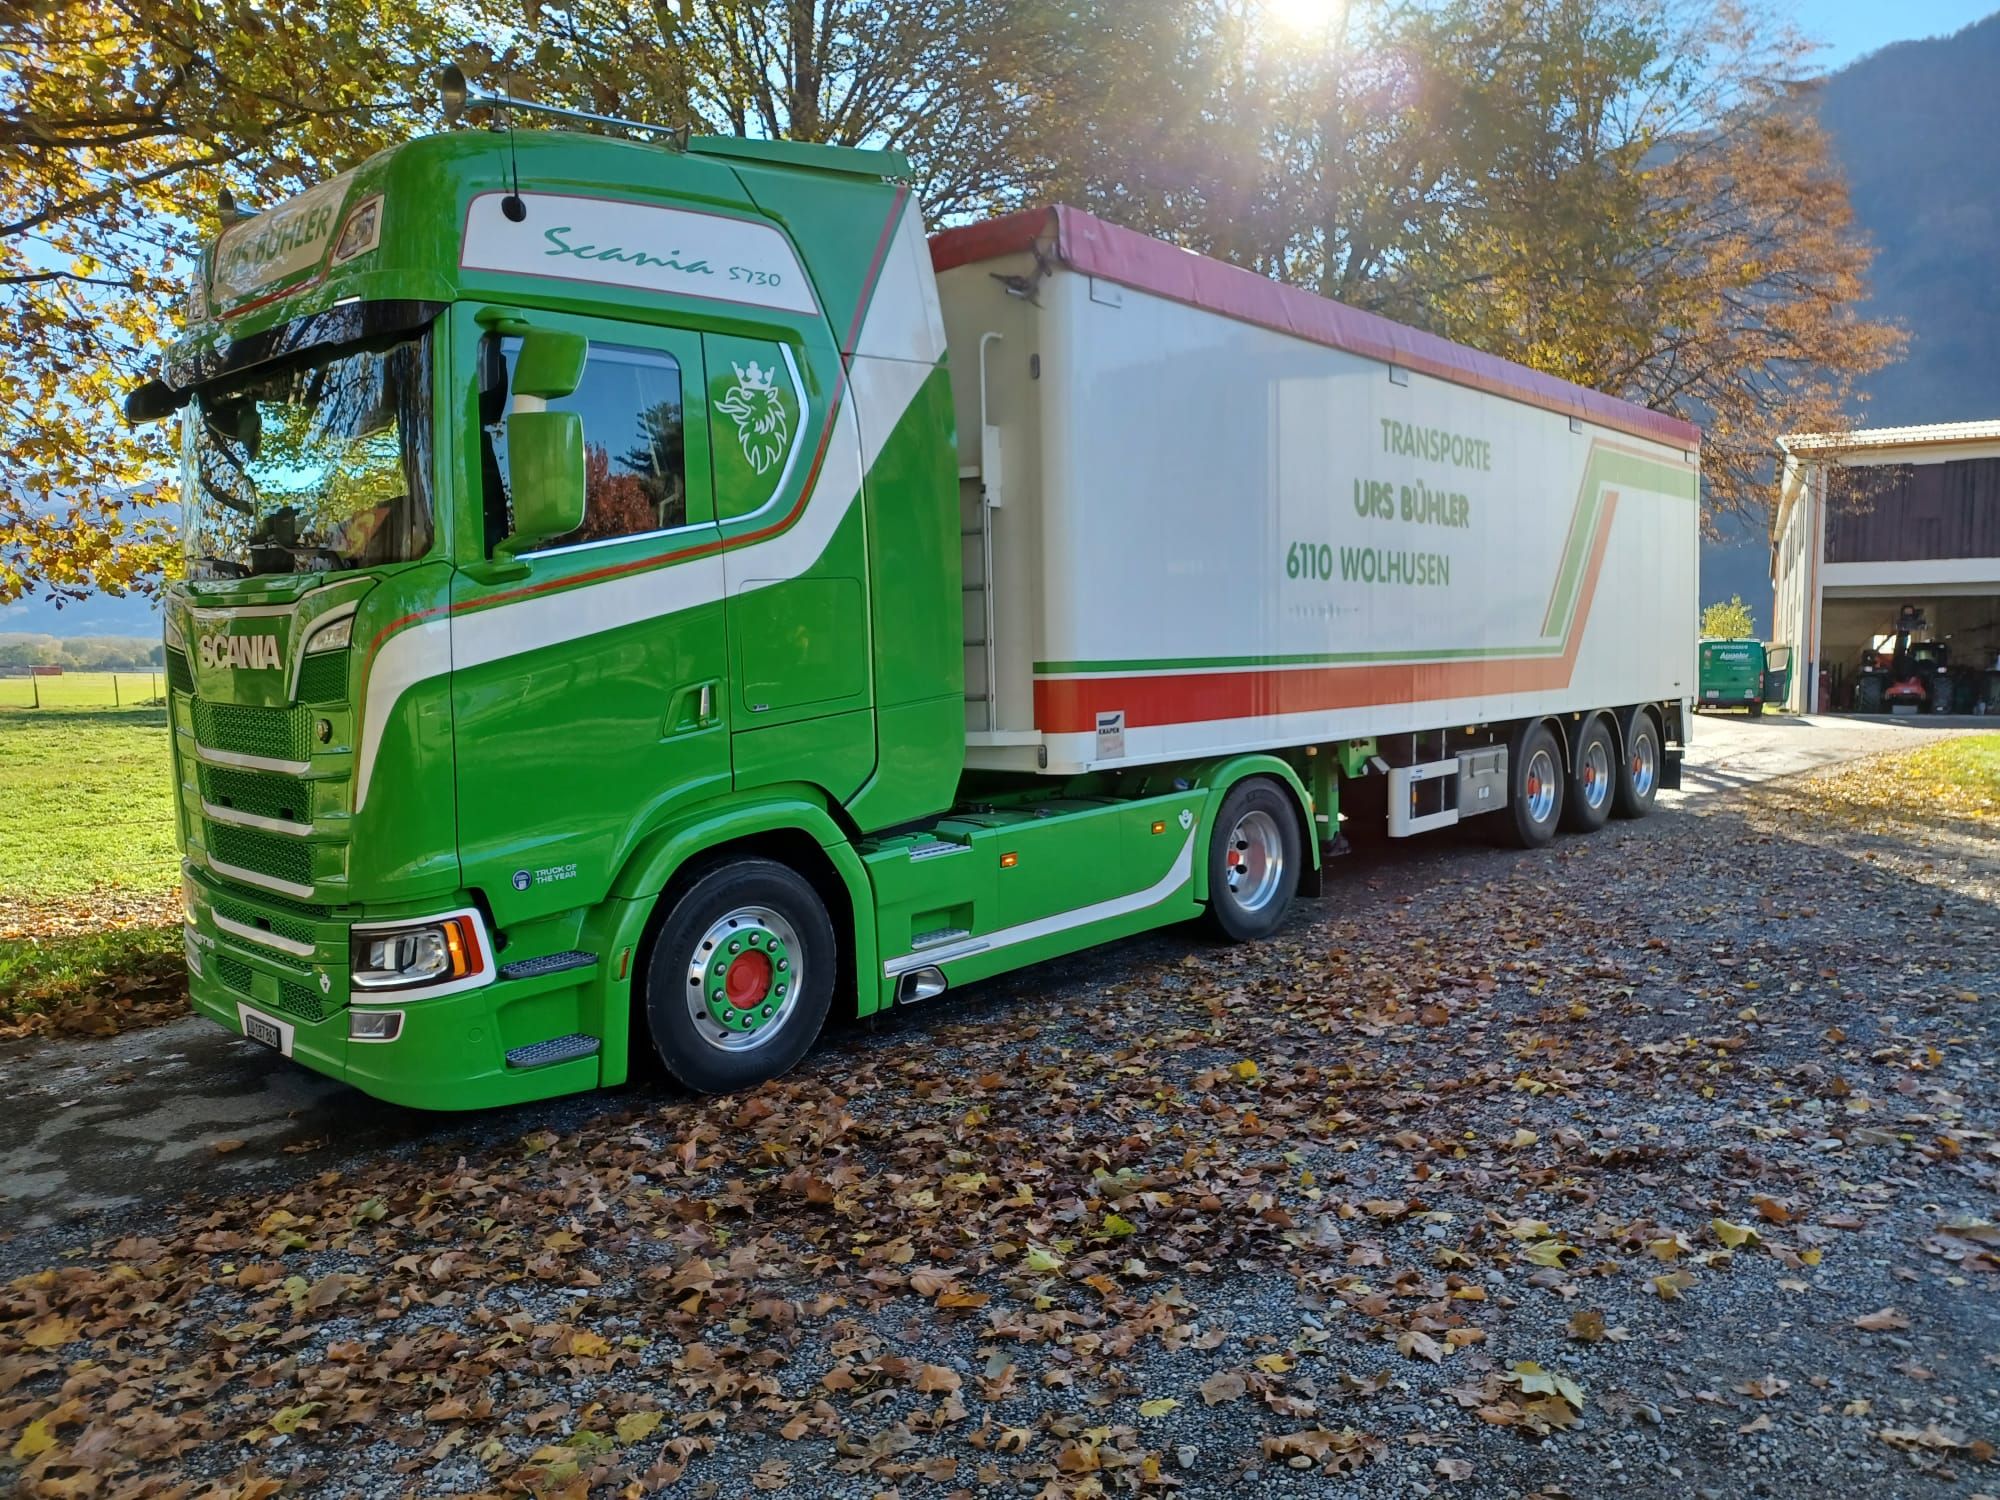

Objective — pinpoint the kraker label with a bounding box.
[1095,710,1127,759]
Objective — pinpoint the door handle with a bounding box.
[667,680,721,737]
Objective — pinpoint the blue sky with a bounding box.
[1802,0,1997,68]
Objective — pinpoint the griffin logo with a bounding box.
[198,632,282,671]
[715,360,790,476]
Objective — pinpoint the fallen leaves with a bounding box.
[1199,1370,1248,1406]
[1854,1307,1912,1332]
[3,742,1997,1495]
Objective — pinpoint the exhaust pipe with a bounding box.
[895,967,948,1005]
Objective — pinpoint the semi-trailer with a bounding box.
[129,113,1698,1108]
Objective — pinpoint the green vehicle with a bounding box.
[129,78,1695,1109]
[1698,639,1792,715]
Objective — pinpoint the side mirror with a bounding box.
[511,327,588,400]
[499,410,585,554]
[125,377,185,425]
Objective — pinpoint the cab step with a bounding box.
[499,949,597,981]
[505,1033,602,1069]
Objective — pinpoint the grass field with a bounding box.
[0,670,168,711]
[0,706,178,909]
[0,704,182,1033]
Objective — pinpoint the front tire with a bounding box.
[1562,716,1616,832]
[1204,779,1302,942]
[642,858,835,1093]
[1613,713,1661,820]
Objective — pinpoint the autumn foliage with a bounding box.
[2,0,1902,600]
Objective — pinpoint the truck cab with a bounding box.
[136,129,981,1104]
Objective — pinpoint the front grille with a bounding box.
[200,763,311,825]
[296,652,347,703]
[165,647,194,694]
[277,979,326,1022]
[191,699,310,763]
[213,953,326,1022]
[207,822,313,889]
[210,891,317,951]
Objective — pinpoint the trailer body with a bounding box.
[136,131,1700,1108]
[936,208,1698,775]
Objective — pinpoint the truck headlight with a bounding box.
[304,614,353,653]
[351,913,486,992]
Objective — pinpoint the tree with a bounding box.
[1020,0,1902,529]
[0,0,443,604]
[1392,0,1903,526]
[0,0,1047,604]
[1701,594,1755,638]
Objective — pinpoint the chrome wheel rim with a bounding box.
[1224,809,1286,912]
[1524,748,1559,824]
[1581,738,1613,811]
[684,905,802,1053]
[1630,733,1657,797]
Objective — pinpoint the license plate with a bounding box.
[236,1003,294,1057]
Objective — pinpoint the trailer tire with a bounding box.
[1562,716,1617,833]
[1613,713,1661,820]
[1204,778,1302,942]
[1504,723,1564,848]
[641,858,836,1094]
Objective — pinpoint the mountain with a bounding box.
[1816,11,2000,426]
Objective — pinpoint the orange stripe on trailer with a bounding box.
[1033,493,1621,734]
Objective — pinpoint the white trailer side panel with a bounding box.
[938,251,1698,775]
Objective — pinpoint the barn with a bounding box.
[1771,421,2000,714]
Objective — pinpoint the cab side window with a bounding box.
[482,337,688,553]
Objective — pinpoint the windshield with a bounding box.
[181,331,433,578]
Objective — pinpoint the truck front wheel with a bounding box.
[1204,778,1302,942]
[642,858,836,1094]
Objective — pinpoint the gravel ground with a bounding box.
[2,746,1995,1499]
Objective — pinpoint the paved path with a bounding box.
[1670,709,1984,800]
[0,713,1982,1251]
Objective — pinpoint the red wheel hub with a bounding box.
[723,950,773,1009]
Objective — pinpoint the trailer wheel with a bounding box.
[1613,713,1661,820]
[641,858,835,1094]
[1562,716,1616,833]
[1504,723,1564,848]
[1204,779,1302,942]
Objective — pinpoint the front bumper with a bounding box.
[183,869,614,1110]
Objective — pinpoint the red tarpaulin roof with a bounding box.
[930,205,1702,453]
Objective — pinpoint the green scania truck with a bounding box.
[133,96,1698,1108]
